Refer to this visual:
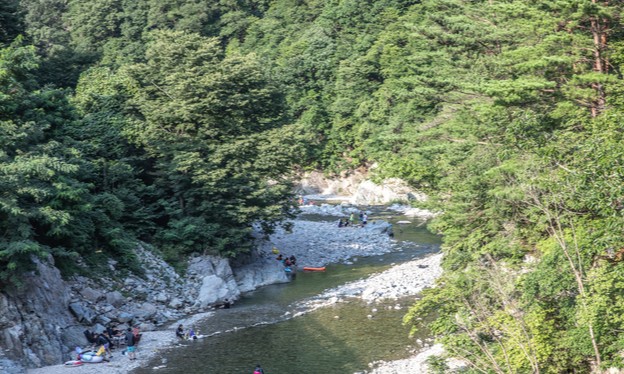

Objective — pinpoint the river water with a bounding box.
[134,209,440,374]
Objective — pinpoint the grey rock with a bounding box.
[95,315,112,326]
[135,302,158,319]
[168,298,184,309]
[154,292,168,303]
[117,312,134,323]
[196,274,240,308]
[0,358,26,374]
[69,302,95,324]
[0,256,83,368]
[106,291,125,307]
[235,259,290,293]
[79,287,103,303]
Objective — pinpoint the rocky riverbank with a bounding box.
[256,219,396,268]
[26,311,214,374]
[322,252,442,303]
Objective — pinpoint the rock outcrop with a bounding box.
[295,171,427,205]
[234,257,290,293]
[352,178,427,205]
[0,257,79,372]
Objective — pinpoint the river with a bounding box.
[134,208,440,373]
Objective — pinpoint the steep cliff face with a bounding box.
[0,257,82,370]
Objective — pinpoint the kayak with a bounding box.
[64,360,83,367]
[303,266,326,272]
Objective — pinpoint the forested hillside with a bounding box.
[2,0,624,371]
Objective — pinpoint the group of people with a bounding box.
[176,324,198,340]
[275,253,297,275]
[83,330,114,360]
[82,324,141,361]
[338,211,368,227]
[275,254,297,267]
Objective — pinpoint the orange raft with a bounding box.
[303,266,326,272]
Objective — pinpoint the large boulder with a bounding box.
[78,287,103,303]
[188,256,241,308]
[68,301,96,324]
[196,275,240,308]
[352,179,426,205]
[135,302,158,319]
[187,256,232,279]
[234,258,290,293]
[105,291,125,307]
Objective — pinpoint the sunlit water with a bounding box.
[134,207,440,374]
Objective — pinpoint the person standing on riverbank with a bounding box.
[349,212,356,226]
[124,328,137,360]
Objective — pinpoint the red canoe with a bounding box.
[303,266,326,272]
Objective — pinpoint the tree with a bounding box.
[121,30,300,259]
[0,0,22,45]
[402,1,624,371]
[0,39,85,284]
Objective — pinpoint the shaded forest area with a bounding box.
[2,1,624,371]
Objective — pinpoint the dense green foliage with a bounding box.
[0,1,301,275]
[3,0,624,370]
